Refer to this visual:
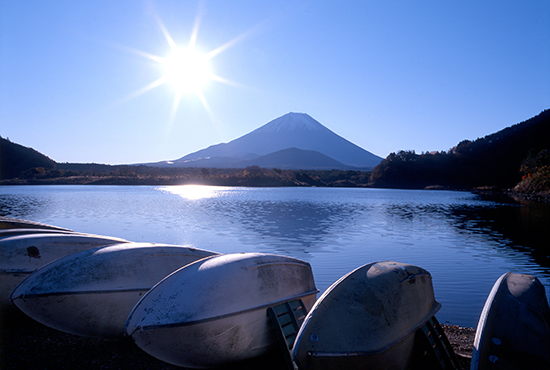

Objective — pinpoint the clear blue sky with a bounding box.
[2,1,549,164]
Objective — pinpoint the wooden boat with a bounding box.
[0,216,72,231]
[292,261,441,370]
[471,272,550,370]
[0,233,127,310]
[10,242,218,338]
[125,252,318,368]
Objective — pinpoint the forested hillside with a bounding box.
[0,136,56,180]
[370,110,550,190]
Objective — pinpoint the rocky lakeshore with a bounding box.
[1,308,475,370]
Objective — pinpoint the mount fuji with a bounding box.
[157,113,383,170]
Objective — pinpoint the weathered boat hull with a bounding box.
[125,253,318,368]
[471,272,550,370]
[0,228,75,239]
[11,243,218,338]
[0,216,72,231]
[292,261,441,370]
[128,308,285,368]
[1,233,127,309]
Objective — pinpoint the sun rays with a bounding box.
[119,11,237,126]
[114,4,284,129]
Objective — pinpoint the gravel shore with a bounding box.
[1,307,475,370]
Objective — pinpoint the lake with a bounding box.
[1,185,549,328]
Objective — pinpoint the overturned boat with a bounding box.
[11,242,218,338]
[292,261,441,370]
[1,233,127,309]
[0,216,72,231]
[125,252,318,368]
[0,228,76,239]
[471,272,550,370]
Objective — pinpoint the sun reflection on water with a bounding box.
[159,185,224,200]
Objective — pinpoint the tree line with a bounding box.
[0,164,374,188]
[370,110,550,192]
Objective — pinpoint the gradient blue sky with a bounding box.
[2,1,549,164]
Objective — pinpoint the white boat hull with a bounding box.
[11,243,218,338]
[292,261,441,370]
[129,308,281,367]
[0,228,76,239]
[0,216,72,231]
[125,253,318,368]
[1,233,127,309]
[471,272,550,370]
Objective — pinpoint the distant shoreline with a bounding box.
[2,175,548,204]
[0,175,323,187]
[0,168,373,188]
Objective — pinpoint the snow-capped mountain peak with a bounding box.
[170,112,383,169]
[253,112,327,133]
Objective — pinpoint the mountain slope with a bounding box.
[370,109,550,189]
[173,112,383,169]
[0,136,56,179]
[234,147,355,170]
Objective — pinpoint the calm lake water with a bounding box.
[1,185,549,328]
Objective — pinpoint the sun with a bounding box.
[162,48,212,94]
[119,10,256,123]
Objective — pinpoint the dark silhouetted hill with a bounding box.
[0,136,56,179]
[233,147,357,170]
[370,109,550,189]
